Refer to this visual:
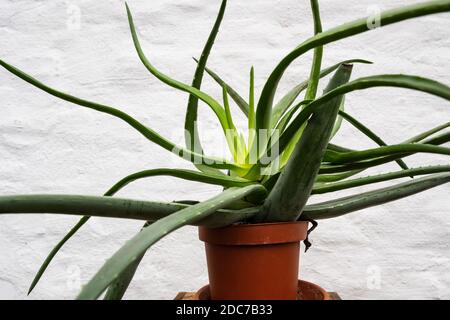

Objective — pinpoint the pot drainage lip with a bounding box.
[194,279,330,300]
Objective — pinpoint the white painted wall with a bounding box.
[0,0,449,300]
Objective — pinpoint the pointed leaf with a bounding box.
[403,122,450,143]
[329,97,345,139]
[313,165,450,194]
[326,144,450,164]
[280,74,450,156]
[126,4,231,137]
[248,66,256,149]
[27,166,253,293]
[0,59,237,170]
[303,173,450,219]
[103,221,150,300]
[304,0,323,100]
[256,0,450,135]
[271,59,372,128]
[332,110,410,171]
[259,64,353,222]
[76,185,267,299]
[194,58,249,116]
[185,0,227,176]
[0,194,263,228]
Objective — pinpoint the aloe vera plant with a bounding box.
[0,0,449,299]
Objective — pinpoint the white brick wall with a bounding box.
[0,0,449,299]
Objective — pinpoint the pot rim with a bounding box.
[194,279,330,300]
[199,220,308,245]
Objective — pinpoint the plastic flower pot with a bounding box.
[198,221,311,300]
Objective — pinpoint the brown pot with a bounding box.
[198,221,309,300]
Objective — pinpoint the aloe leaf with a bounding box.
[26,166,253,293]
[279,123,305,169]
[222,86,239,159]
[329,98,345,139]
[256,0,450,135]
[104,221,151,300]
[185,0,227,176]
[274,99,312,132]
[403,122,450,143]
[304,0,323,101]
[113,168,254,191]
[126,4,232,137]
[271,59,372,128]
[194,59,371,144]
[327,143,354,153]
[315,169,364,183]
[422,131,450,145]
[279,74,450,156]
[326,144,450,164]
[258,64,353,222]
[246,72,449,179]
[321,128,450,175]
[76,185,267,300]
[194,58,250,116]
[243,99,312,179]
[0,194,264,227]
[248,67,256,149]
[332,110,410,171]
[303,173,450,219]
[28,216,90,294]
[0,194,185,220]
[0,59,238,170]
[223,86,235,130]
[313,165,450,194]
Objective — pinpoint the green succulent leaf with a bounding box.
[315,170,364,183]
[222,86,242,161]
[0,59,238,170]
[185,0,227,175]
[248,67,256,149]
[126,4,231,140]
[259,64,353,222]
[403,122,450,143]
[0,194,185,220]
[304,173,450,219]
[329,98,345,139]
[313,165,450,194]
[271,59,372,128]
[0,194,263,228]
[279,74,450,157]
[256,0,450,137]
[327,143,354,153]
[326,144,450,164]
[321,126,450,175]
[28,215,90,295]
[330,110,410,172]
[27,167,251,294]
[196,58,250,116]
[104,221,151,300]
[77,184,267,300]
[274,99,312,133]
[304,0,323,101]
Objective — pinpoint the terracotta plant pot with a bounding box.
[198,221,309,300]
